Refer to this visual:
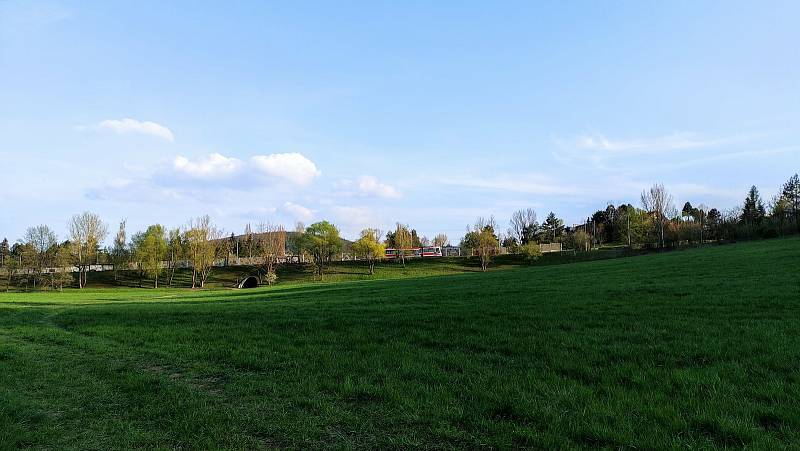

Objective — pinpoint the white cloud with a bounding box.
[282,202,314,222]
[173,153,242,179]
[356,176,400,198]
[337,175,400,198]
[89,118,175,142]
[251,153,321,185]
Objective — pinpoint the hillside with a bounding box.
[1,238,798,448]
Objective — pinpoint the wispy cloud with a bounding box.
[573,133,735,153]
[79,118,175,142]
[439,174,578,196]
[552,132,754,172]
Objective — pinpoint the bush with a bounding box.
[520,242,542,262]
[263,271,278,286]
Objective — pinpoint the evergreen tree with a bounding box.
[682,202,694,221]
[541,212,565,243]
[741,185,766,225]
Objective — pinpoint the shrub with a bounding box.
[263,271,278,286]
[520,242,542,262]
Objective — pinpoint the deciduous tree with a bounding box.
[641,184,676,248]
[508,208,538,246]
[68,212,108,288]
[25,225,57,288]
[135,224,167,288]
[432,233,449,247]
[255,222,286,284]
[351,228,385,275]
[302,221,342,278]
[184,215,223,288]
[111,219,128,282]
[393,223,413,266]
[470,216,499,272]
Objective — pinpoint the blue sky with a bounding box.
[1,0,798,243]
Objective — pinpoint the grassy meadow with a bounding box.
[1,238,798,449]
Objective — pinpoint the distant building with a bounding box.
[441,245,462,257]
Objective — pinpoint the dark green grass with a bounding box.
[1,238,798,449]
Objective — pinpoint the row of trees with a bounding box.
[579,175,800,249]
[2,173,798,288]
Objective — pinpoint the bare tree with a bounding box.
[289,222,306,263]
[432,233,449,247]
[508,208,537,246]
[255,222,286,284]
[184,215,223,288]
[640,184,676,248]
[166,227,183,287]
[25,225,57,288]
[111,219,127,282]
[68,212,108,288]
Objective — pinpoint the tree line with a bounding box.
[1,173,798,290]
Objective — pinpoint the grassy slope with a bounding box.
[0,238,798,449]
[78,247,638,289]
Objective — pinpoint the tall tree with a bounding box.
[508,208,538,246]
[682,202,694,222]
[255,222,286,284]
[302,221,342,278]
[541,212,565,243]
[243,223,255,258]
[111,219,128,282]
[393,223,413,266]
[135,224,167,288]
[470,216,499,272]
[351,228,385,275]
[166,228,183,286]
[782,173,800,232]
[68,212,108,288]
[432,233,449,247]
[52,243,73,290]
[184,215,223,288]
[286,222,306,262]
[741,185,766,226]
[641,183,676,248]
[25,225,58,288]
[696,203,708,244]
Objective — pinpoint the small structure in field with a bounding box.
[238,276,259,289]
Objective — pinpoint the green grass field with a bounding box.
[1,239,798,449]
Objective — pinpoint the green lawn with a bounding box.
[1,239,798,449]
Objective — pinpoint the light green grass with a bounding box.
[1,238,798,449]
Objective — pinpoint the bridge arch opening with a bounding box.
[238,276,259,289]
